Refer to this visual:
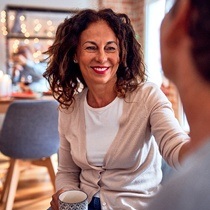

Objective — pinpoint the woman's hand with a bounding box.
[50,189,66,210]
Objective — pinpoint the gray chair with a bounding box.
[0,99,59,210]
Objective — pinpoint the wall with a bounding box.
[0,0,99,72]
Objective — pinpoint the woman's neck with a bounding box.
[86,87,117,108]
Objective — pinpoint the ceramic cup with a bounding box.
[58,190,88,210]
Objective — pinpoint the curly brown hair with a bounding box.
[43,8,146,109]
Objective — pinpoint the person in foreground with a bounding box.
[147,0,210,210]
[44,8,190,210]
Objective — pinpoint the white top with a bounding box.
[84,95,123,166]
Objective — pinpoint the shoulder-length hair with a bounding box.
[43,8,146,109]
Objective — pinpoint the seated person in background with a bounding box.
[147,0,210,209]
[12,45,49,92]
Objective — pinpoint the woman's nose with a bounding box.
[95,50,107,63]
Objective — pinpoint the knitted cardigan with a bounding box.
[55,82,189,210]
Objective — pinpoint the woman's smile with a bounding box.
[75,20,120,86]
[91,66,110,74]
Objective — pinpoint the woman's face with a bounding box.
[75,20,120,88]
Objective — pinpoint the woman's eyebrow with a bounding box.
[82,41,118,46]
[82,41,97,46]
[107,41,118,45]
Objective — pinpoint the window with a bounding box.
[144,0,165,87]
[144,0,189,132]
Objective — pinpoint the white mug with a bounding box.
[58,190,88,210]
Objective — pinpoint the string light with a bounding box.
[12,39,20,53]
[0,9,69,63]
[1,10,7,36]
[19,15,25,21]
[24,32,30,37]
[24,39,29,44]
[9,14,15,21]
[33,38,39,43]
[47,20,52,26]
[47,40,53,46]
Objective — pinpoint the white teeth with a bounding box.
[93,67,107,71]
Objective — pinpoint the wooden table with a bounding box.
[0,97,13,114]
[0,97,12,129]
[0,95,54,114]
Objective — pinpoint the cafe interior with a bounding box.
[0,0,189,209]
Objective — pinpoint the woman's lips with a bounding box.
[91,67,109,74]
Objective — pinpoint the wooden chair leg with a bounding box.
[1,157,56,210]
[0,159,14,203]
[31,156,56,192]
[45,156,56,192]
[4,159,20,210]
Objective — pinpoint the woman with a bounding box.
[44,8,189,210]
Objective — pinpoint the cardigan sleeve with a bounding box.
[145,83,190,168]
[55,108,81,191]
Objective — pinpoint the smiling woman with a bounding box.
[75,20,120,102]
[44,8,145,108]
[44,8,190,210]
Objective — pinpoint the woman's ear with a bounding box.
[73,55,78,63]
[165,0,191,47]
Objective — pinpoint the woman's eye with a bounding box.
[105,46,116,52]
[85,46,97,51]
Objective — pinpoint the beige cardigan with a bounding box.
[56,82,189,210]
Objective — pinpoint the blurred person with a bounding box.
[147,0,210,209]
[44,8,190,210]
[12,45,49,92]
